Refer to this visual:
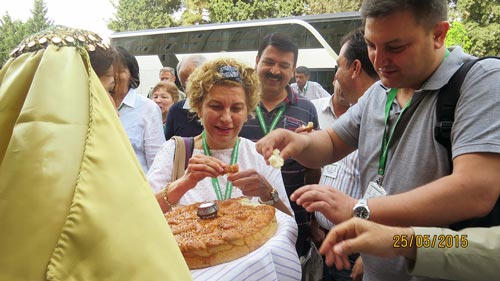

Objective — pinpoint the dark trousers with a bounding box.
[323,253,359,281]
[296,224,312,257]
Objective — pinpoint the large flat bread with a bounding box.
[165,198,277,269]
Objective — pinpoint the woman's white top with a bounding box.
[147,137,293,214]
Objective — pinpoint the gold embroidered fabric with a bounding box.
[0,26,192,280]
[10,25,109,58]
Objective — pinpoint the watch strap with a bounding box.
[353,199,370,219]
[258,188,279,205]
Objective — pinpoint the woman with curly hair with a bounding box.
[147,57,292,216]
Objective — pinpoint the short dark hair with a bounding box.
[361,0,448,30]
[340,28,378,80]
[89,46,116,77]
[115,46,140,89]
[295,66,310,76]
[257,33,298,66]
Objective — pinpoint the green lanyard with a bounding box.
[201,131,240,200]
[377,49,451,183]
[255,105,286,135]
[377,88,413,182]
[444,49,451,60]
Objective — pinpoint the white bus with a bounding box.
[110,12,362,96]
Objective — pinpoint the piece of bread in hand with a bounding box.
[223,164,239,174]
[268,149,284,169]
[301,121,314,132]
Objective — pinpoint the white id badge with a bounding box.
[322,163,340,179]
[363,181,387,199]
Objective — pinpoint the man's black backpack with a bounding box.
[435,56,500,230]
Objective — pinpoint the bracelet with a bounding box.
[162,183,173,211]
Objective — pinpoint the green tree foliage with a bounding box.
[207,0,307,23]
[108,0,182,32]
[180,10,205,26]
[0,14,28,67]
[180,0,308,24]
[0,0,52,68]
[26,0,52,33]
[446,21,472,51]
[306,0,361,14]
[456,0,500,56]
[180,0,209,25]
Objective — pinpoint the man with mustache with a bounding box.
[239,33,320,263]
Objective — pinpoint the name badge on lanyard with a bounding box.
[363,180,387,199]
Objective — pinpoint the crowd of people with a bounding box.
[1,0,499,280]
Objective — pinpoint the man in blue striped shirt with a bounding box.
[311,28,379,281]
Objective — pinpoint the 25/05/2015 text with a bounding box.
[393,234,468,249]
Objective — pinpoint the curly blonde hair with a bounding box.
[187,57,260,116]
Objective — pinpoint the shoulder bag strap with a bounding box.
[183,137,195,171]
[171,136,187,181]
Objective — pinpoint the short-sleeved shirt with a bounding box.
[164,99,203,140]
[240,86,319,230]
[290,81,331,100]
[332,47,500,281]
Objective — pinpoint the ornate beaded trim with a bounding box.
[10,25,110,58]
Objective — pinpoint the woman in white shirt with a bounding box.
[147,57,292,216]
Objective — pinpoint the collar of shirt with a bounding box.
[258,85,296,114]
[120,88,137,109]
[421,46,470,91]
[298,84,306,94]
[286,85,300,105]
[182,97,191,110]
[290,83,304,95]
[323,95,338,119]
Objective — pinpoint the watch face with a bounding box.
[353,206,369,219]
[271,190,279,202]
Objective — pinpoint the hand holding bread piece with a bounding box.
[302,121,314,132]
[268,149,284,169]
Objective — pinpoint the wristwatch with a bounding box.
[353,199,370,219]
[258,188,279,205]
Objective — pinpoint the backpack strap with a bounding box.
[435,56,500,171]
[435,56,500,230]
[388,91,427,152]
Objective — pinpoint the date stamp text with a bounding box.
[393,234,468,248]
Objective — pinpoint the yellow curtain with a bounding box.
[0,45,191,280]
